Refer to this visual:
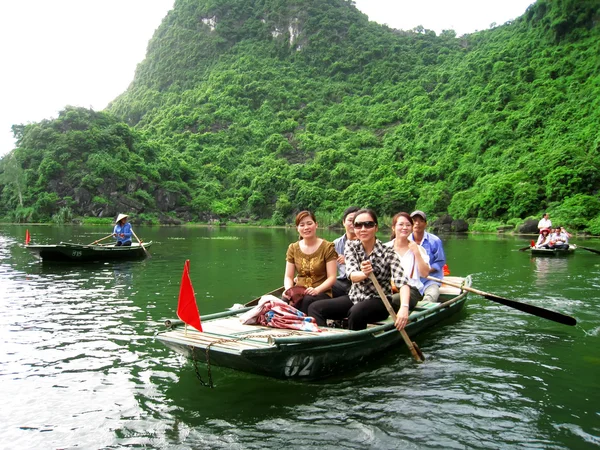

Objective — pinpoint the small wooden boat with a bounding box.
[156,276,471,381]
[530,244,576,256]
[25,241,152,262]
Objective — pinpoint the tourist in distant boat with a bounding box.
[538,213,552,230]
[535,228,552,248]
[550,226,569,249]
[409,210,446,303]
[283,211,338,313]
[332,206,360,298]
[307,208,411,331]
[385,212,430,306]
[113,213,133,246]
[561,226,572,239]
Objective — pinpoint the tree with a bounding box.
[0,153,25,208]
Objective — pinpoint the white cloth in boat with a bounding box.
[239,295,320,332]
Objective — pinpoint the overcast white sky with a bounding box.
[0,0,534,157]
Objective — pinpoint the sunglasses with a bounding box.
[353,221,377,229]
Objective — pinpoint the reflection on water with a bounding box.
[111,261,135,288]
[532,255,570,286]
[1,226,599,449]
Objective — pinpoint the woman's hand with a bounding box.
[394,306,409,331]
[360,260,373,276]
[305,286,318,296]
[408,241,420,253]
[337,254,345,264]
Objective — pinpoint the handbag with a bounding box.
[282,285,307,306]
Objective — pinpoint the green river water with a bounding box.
[0,225,598,449]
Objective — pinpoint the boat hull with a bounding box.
[25,242,152,262]
[530,245,576,257]
[157,277,470,380]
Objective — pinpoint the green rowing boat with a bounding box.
[530,244,576,256]
[25,241,152,262]
[156,276,471,381]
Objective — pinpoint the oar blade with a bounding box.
[580,246,600,255]
[413,342,425,361]
[427,276,577,327]
[483,294,577,326]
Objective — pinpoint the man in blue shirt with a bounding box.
[409,210,446,302]
[332,206,360,298]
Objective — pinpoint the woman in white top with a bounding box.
[535,228,552,248]
[385,212,431,305]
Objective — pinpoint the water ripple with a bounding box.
[1,230,598,449]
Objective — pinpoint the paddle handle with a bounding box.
[368,273,423,363]
[427,276,481,295]
[90,234,114,245]
[428,275,505,300]
[428,275,511,300]
[132,230,151,258]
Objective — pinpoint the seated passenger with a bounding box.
[561,227,572,239]
[332,206,360,297]
[409,210,446,303]
[551,226,569,249]
[283,211,337,313]
[307,209,411,331]
[385,212,431,305]
[535,228,551,248]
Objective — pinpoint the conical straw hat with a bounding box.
[115,213,129,223]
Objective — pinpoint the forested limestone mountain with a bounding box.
[1,0,599,232]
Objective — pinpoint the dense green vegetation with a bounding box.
[1,0,599,233]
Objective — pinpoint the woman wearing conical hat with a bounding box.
[113,214,133,247]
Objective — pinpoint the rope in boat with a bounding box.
[189,331,299,388]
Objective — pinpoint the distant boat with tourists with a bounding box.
[529,244,576,257]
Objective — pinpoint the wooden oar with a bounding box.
[132,230,151,258]
[368,273,424,363]
[578,246,600,255]
[427,276,576,326]
[89,234,114,245]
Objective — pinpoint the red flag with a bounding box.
[25,229,31,245]
[177,260,202,332]
[443,264,450,276]
[530,240,536,248]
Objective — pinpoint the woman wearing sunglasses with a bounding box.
[385,212,430,306]
[307,208,411,331]
[283,210,338,313]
